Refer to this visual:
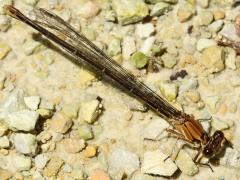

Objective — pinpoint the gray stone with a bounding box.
[108,148,139,178]
[150,2,171,17]
[24,96,40,110]
[35,154,50,169]
[179,78,198,93]
[13,154,31,171]
[142,117,169,140]
[198,11,214,26]
[136,23,155,38]
[141,150,178,176]
[208,20,224,33]
[161,53,177,68]
[6,110,39,131]
[219,23,240,41]
[220,148,240,168]
[196,38,217,52]
[13,133,37,155]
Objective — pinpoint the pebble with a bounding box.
[213,10,225,20]
[0,136,9,148]
[204,95,221,113]
[112,0,149,25]
[161,53,177,68]
[108,149,139,178]
[0,169,12,179]
[79,99,102,124]
[70,169,84,179]
[13,154,32,171]
[179,78,198,93]
[23,39,41,55]
[0,122,8,136]
[78,1,100,19]
[177,3,195,22]
[13,133,37,155]
[225,47,237,70]
[146,0,177,4]
[201,46,225,73]
[36,108,52,119]
[22,0,39,6]
[208,20,224,32]
[139,36,156,55]
[0,15,10,32]
[131,52,149,69]
[89,169,111,180]
[142,117,169,140]
[81,28,97,41]
[175,150,198,176]
[35,154,50,169]
[150,2,171,17]
[62,138,85,153]
[6,110,39,131]
[43,156,64,177]
[77,124,94,140]
[198,11,214,26]
[135,23,155,38]
[141,150,178,176]
[85,145,98,158]
[211,118,229,131]
[51,112,72,133]
[196,38,217,52]
[158,80,178,101]
[62,103,79,119]
[220,148,240,168]
[198,0,209,8]
[0,0,12,14]
[0,40,11,60]
[107,37,121,57]
[122,36,136,60]
[219,23,240,41]
[24,96,40,110]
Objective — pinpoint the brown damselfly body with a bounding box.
[4,5,229,168]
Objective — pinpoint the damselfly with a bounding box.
[4,5,229,166]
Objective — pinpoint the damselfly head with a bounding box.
[202,130,225,158]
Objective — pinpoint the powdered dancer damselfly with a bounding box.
[4,5,229,166]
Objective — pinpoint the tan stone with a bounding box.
[89,169,111,180]
[51,112,72,133]
[43,156,64,177]
[213,10,225,20]
[0,169,12,180]
[62,138,85,153]
[85,145,97,158]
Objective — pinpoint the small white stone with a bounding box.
[6,110,39,131]
[13,133,37,155]
[13,154,31,171]
[35,154,50,169]
[139,36,156,55]
[196,38,217,52]
[79,100,102,124]
[150,2,171,17]
[23,39,41,55]
[122,36,136,60]
[142,117,169,140]
[208,20,224,33]
[179,78,198,94]
[175,150,198,175]
[108,149,139,178]
[78,1,100,18]
[0,136,9,148]
[0,122,8,136]
[24,96,40,110]
[219,23,240,41]
[225,47,237,70]
[135,23,155,38]
[211,118,229,131]
[141,150,178,176]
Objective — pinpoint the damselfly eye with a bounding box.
[203,148,214,157]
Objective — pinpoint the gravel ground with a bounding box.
[0,0,240,179]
